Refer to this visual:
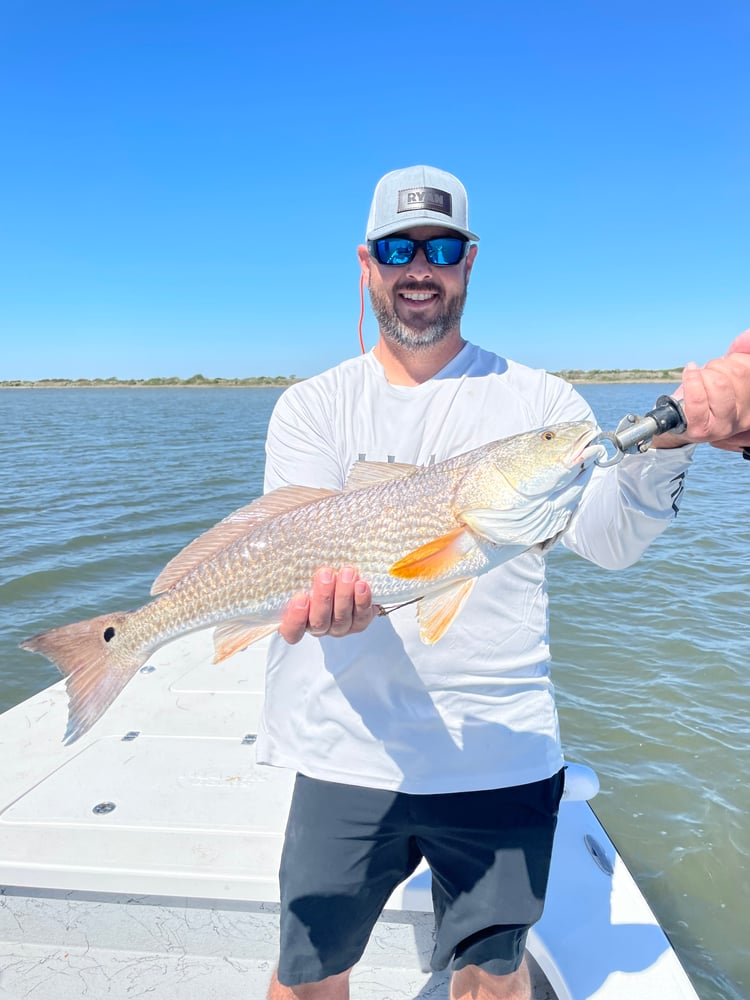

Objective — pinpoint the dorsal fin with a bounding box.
[345,460,419,491]
[151,486,337,595]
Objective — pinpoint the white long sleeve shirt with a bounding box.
[257,343,693,793]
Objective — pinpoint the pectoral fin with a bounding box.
[212,620,278,663]
[389,527,478,581]
[417,579,476,644]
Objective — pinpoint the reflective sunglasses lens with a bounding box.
[425,238,467,265]
[374,239,416,265]
[370,237,469,266]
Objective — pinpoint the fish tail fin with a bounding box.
[20,611,144,744]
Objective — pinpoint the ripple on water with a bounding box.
[1,384,749,1000]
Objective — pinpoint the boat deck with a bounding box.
[0,632,698,999]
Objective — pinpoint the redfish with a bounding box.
[21,421,603,742]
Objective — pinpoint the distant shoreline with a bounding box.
[0,377,302,389]
[0,369,684,389]
[559,368,682,385]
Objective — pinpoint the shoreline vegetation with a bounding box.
[0,369,684,389]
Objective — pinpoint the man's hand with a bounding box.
[279,566,377,645]
[654,328,750,452]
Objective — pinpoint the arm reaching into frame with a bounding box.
[655,328,750,453]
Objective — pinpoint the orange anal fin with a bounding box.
[389,527,477,581]
[212,620,279,663]
[417,579,477,644]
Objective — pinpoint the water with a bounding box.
[0,388,281,704]
[1,384,748,998]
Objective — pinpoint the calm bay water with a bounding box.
[1,383,748,998]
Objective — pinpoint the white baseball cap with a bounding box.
[366,165,480,242]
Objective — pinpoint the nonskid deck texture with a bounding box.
[0,890,555,1000]
[0,632,697,1000]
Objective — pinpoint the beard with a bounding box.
[368,280,468,351]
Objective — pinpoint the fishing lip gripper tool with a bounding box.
[594,395,689,467]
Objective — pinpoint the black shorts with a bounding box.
[277,770,564,987]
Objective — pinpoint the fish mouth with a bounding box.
[568,425,608,470]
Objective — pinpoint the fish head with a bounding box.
[455,421,606,546]
[492,421,604,497]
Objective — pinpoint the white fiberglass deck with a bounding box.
[0,632,698,999]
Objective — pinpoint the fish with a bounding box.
[21,420,604,743]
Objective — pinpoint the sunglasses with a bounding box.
[368,235,470,267]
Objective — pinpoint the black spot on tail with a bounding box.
[103,627,116,642]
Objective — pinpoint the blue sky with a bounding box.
[1,1,748,379]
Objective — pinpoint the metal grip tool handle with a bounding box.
[614,395,687,452]
[595,396,687,466]
[597,395,750,465]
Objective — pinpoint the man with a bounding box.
[261,166,750,1000]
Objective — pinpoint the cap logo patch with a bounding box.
[397,187,452,217]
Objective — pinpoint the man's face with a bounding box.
[359,226,477,351]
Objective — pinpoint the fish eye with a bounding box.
[541,431,556,441]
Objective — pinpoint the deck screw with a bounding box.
[92,802,117,815]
